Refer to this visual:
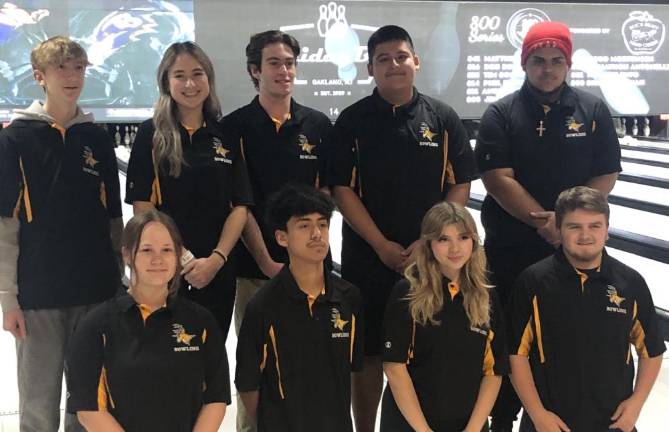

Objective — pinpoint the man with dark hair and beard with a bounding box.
[474,21,621,431]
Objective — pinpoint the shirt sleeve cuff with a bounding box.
[0,292,19,312]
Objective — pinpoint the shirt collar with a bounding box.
[371,86,420,118]
[520,80,576,117]
[554,247,612,281]
[441,277,461,301]
[177,118,219,138]
[251,95,305,127]
[115,291,176,315]
[278,265,343,305]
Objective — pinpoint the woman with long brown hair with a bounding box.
[381,202,508,432]
[125,41,252,339]
[67,210,229,431]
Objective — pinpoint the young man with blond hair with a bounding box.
[0,36,122,431]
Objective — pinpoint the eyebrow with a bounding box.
[532,55,565,60]
[172,67,205,73]
[296,216,327,222]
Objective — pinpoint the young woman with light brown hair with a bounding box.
[381,201,509,432]
[125,41,252,339]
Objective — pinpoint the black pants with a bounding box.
[518,412,637,432]
[486,243,554,428]
[179,264,236,341]
[380,385,490,432]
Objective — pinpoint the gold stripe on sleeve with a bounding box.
[268,325,285,399]
[12,188,23,219]
[260,343,268,372]
[440,131,449,192]
[406,320,416,364]
[517,320,534,356]
[483,329,496,376]
[630,318,650,359]
[99,182,107,209]
[350,314,356,363]
[150,152,163,206]
[532,296,546,363]
[18,158,33,222]
[96,333,115,410]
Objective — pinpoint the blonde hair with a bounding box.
[153,41,221,177]
[31,36,89,71]
[405,201,492,327]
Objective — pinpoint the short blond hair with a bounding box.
[30,36,89,71]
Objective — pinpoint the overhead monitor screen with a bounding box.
[200,0,668,119]
[1,1,667,121]
[0,0,193,121]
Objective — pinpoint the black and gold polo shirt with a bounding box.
[223,96,332,279]
[67,292,230,432]
[383,278,508,431]
[125,118,253,258]
[327,87,478,274]
[0,114,121,309]
[509,248,666,431]
[235,266,363,432]
[475,81,622,248]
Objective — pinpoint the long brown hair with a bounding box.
[153,41,221,177]
[122,210,183,295]
[405,201,492,327]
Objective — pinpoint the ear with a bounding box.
[33,69,45,86]
[367,62,373,77]
[250,65,261,81]
[414,54,420,70]
[275,229,288,248]
[121,246,131,266]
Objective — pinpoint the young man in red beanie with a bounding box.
[474,21,622,431]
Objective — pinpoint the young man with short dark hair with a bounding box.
[235,183,363,432]
[328,24,477,431]
[224,29,333,431]
[509,186,664,432]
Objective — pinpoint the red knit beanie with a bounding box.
[521,21,573,67]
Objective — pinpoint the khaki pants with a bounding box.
[234,277,266,432]
[16,305,93,432]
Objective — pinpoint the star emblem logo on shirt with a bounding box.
[419,122,436,142]
[422,128,436,141]
[566,117,584,132]
[297,134,315,154]
[172,323,195,345]
[331,307,349,331]
[212,138,230,158]
[606,285,625,307]
[83,147,98,167]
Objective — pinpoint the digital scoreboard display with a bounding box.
[200,0,668,119]
[1,1,667,121]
